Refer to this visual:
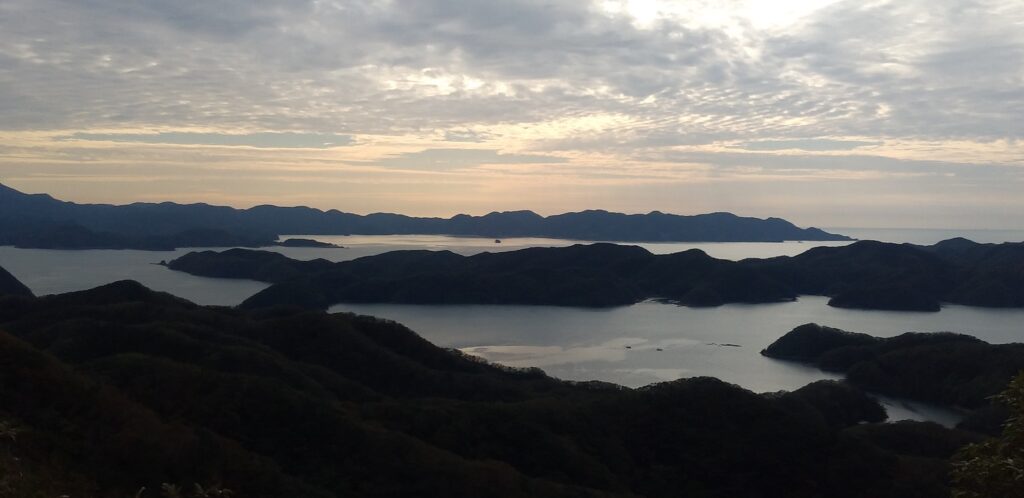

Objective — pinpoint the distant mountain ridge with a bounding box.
[0,183,849,250]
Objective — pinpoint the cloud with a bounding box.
[59,132,352,149]
[3,0,1022,142]
[374,148,567,169]
[732,139,881,152]
[0,0,1023,227]
[443,129,494,143]
[654,150,1019,180]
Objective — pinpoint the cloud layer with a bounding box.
[1,0,1022,228]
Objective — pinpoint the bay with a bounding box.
[327,296,1024,426]
[3,228,1023,425]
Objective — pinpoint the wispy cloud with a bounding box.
[0,0,1022,227]
[731,139,881,152]
[59,132,352,149]
[374,148,567,169]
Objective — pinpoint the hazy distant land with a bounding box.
[0,183,849,250]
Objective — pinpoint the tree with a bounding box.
[952,371,1024,498]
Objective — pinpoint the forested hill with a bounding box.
[0,183,849,250]
[166,238,1024,311]
[0,281,982,497]
[0,265,31,297]
[763,323,1024,410]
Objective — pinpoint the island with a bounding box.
[164,238,1024,311]
[275,238,344,248]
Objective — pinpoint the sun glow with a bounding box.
[601,0,844,31]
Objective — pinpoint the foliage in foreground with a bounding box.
[952,372,1024,498]
[0,281,996,497]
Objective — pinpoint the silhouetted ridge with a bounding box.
[928,237,980,255]
[276,238,343,248]
[761,323,881,362]
[762,324,1024,409]
[167,248,334,282]
[206,243,793,309]
[781,241,953,311]
[44,280,197,308]
[168,237,1024,311]
[0,182,850,250]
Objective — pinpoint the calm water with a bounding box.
[3,229,1023,425]
[278,234,853,260]
[328,297,1024,425]
[7,229,1020,302]
[0,246,269,306]
[0,234,852,301]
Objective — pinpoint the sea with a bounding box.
[2,227,1023,425]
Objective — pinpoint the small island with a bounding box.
[275,238,344,248]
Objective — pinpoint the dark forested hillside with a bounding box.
[0,282,981,497]
[0,265,31,297]
[168,244,798,309]
[166,238,1024,311]
[0,183,849,250]
[762,323,1024,410]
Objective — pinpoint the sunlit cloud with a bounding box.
[59,132,353,149]
[373,148,567,170]
[0,0,1022,228]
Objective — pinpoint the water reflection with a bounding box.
[277,234,852,260]
[331,298,1021,425]
[875,396,968,427]
[460,337,701,368]
[0,246,269,305]
[0,235,853,304]
[4,231,1021,427]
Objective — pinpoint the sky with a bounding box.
[1,0,1023,229]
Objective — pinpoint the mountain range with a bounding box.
[0,183,849,250]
